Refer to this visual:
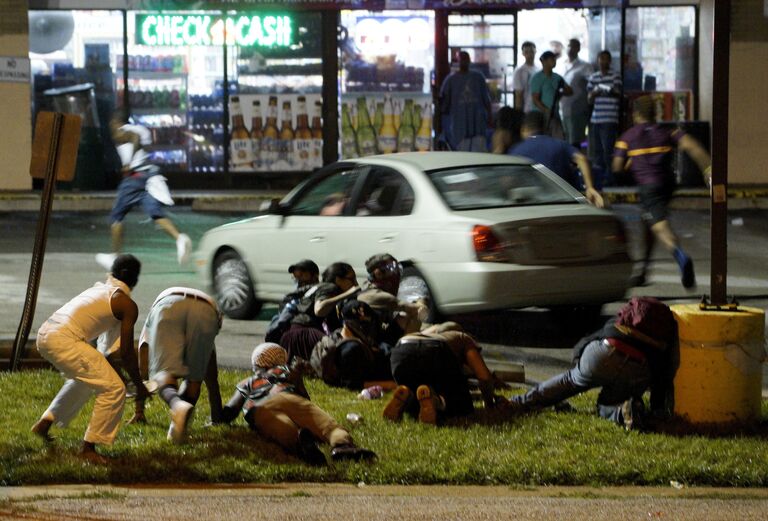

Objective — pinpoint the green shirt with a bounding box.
[529,71,565,112]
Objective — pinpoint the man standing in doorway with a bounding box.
[512,41,538,113]
[439,51,493,151]
[530,51,572,139]
[587,50,622,188]
[560,39,593,148]
[613,95,712,289]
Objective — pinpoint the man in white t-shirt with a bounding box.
[512,41,539,113]
[560,39,594,147]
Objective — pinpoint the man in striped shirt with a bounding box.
[587,51,622,187]
[612,96,711,289]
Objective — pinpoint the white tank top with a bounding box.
[49,276,131,342]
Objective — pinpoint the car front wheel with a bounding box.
[213,250,262,320]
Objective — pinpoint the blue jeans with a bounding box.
[590,123,618,188]
[511,339,651,425]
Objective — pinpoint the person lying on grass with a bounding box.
[219,342,376,465]
[502,297,677,430]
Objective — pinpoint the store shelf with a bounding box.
[133,108,187,116]
[146,144,187,150]
[123,71,187,80]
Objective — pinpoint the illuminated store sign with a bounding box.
[136,14,292,47]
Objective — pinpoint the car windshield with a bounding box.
[427,164,580,210]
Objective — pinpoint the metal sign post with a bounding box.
[8,111,81,371]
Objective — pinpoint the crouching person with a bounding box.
[220,343,376,465]
[382,327,508,425]
[140,287,223,443]
[504,297,677,430]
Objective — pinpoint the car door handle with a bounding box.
[379,234,396,243]
[310,235,326,243]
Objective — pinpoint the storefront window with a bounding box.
[447,14,515,109]
[128,11,224,174]
[29,10,123,189]
[339,10,435,159]
[228,11,323,172]
[624,6,696,123]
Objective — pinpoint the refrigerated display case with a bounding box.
[339,10,435,159]
[227,11,324,172]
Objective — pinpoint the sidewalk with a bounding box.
[2,186,768,212]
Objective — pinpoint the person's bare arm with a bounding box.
[678,134,712,185]
[220,389,245,424]
[561,83,573,96]
[611,156,626,174]
[573,152,604,208]
[531,92,547,112]
[204,349,223,423]
[514,90,524,110]
[314,285,360,317]
[111,291,149,423]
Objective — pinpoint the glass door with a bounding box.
[339,10,436,159]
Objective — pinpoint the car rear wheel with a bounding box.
[398,266,440,324]
[213,250,262,320]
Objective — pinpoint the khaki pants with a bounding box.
[37,321,126,445]
[249,393,351,450]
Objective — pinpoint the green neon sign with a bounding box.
[136,14,292,47]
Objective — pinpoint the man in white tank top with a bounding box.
[31,254,148,464]
[139,287,223,443]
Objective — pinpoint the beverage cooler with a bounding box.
[339,10,435,159]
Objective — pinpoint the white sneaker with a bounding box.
[167,400,194,444]
[95,253,117,271]
[176,234,192,265]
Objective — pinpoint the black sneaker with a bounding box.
[330,444,377,462]
[297,428,326,466]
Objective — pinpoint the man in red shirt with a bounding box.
[613,96,712,288]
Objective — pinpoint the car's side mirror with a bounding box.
[265,198,288,215]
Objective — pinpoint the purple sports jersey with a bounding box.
[614,124,685,185]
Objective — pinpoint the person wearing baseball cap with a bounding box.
[529,49,572,139]
[288,259,319,284]
[219,342,376,464]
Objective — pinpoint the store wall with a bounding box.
[0,6,32,190]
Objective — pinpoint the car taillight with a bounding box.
[472,225,509,262]
[609,221,627,246]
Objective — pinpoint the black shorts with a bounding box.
[638,182,675,225]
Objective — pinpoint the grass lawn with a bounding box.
[2,368,767,487]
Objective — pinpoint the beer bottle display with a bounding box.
[250,100,264,171]
[413,103,423,134]
[373,102,384,137]
[341,103,358,158]
[278,100,295,169]
[294,96,313,170]
[377,96,397,154]
[229,96,254,171]
[262,96,280,171]
[397,98,416,152]
[415,103,433,152]
[355,97,377,157]
[310,100,323,169]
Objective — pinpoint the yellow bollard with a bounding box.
[671,304,766,424]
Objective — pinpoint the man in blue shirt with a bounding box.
[439,51,492,151]
[509,111,603,208]
[529,51,572,139]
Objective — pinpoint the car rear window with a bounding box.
[427,164,580,210]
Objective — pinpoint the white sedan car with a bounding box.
[195,152,632,319]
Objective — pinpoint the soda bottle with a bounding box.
[250,100,264,171]
[310,100,323,169]
[355,97,377,157]
[358,385,384,400]
[262,96,280,170]
[341,104,358,158]
[294,96,313,170]
[415,103,433,152]
[397,99,415,152]
[229,96,253,171]
[278,100,295,169]
[377,96,397,154]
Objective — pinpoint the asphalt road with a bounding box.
[0,206,766,384]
